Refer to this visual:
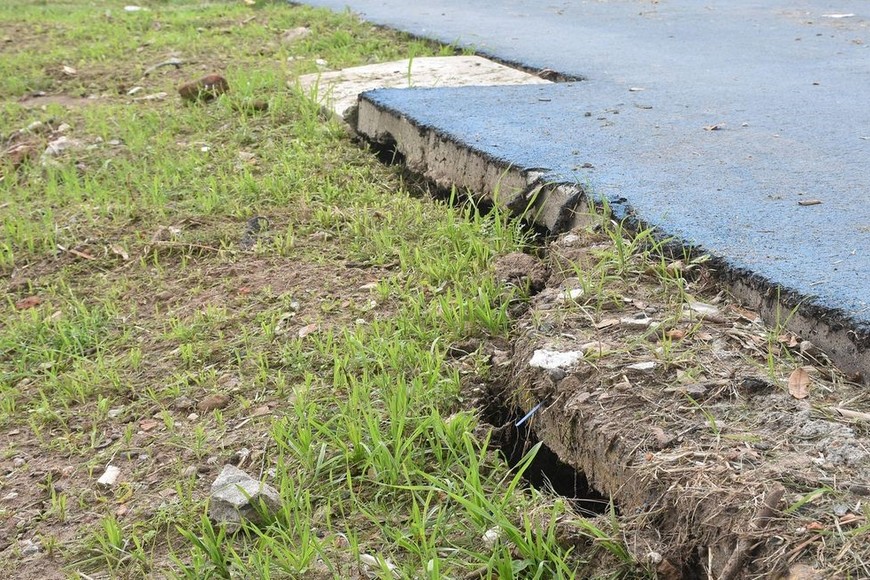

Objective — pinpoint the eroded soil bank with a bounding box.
[470,225,870,579]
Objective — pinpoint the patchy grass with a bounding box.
[1,1,607,578]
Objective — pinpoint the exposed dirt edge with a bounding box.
[483,240,870,579]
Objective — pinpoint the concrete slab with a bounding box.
[296,0,870,381]
[297,55,548,120]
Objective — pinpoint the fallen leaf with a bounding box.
[788,367,812,399]
[838,513,864,526]
[829,407,870,422]
[798,199,822,206]
[666,328,686,340]
[298,323,319,338]
[730,305,759,322]
[15,296,42,310]
[110,244,129,260]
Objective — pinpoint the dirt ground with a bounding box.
[477,229,870,579]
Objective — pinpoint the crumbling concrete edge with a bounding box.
[355,96,585,234]
[354,92,870,385]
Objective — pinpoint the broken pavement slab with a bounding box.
[297,55,549,122]
[351,82,870,384]
[294,0,870,381]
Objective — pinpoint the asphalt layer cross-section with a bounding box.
[298,0,870,367]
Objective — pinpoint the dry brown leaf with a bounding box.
[110,244,129,260]
[788,367,812,399]
[729,305,759,322]
[15,296,42,310]
[298,323,319,338]
[57,244,95,260]
[829,407,870,422]
[838,513,864,526]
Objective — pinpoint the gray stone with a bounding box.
[209,465,281,532]
[20,539,40,556]
[42,136,83,157]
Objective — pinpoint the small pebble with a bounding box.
[20,539,40,556]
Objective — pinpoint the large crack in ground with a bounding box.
[417,206,870,579]
[353,90,870,579]
[472,232,870,579]
[361,120,870,575]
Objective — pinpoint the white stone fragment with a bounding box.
[627,361,657,372]
[560,233,581,246]
[558,288,585,302]
[620,316,653,329]
[359,553,399,578]
[529,349,583,370]
[687,301,720,317]
[97,465,121,488]
[482,526,502,549]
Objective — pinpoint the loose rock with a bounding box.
[197,393,231,412]
[209,465,280,532]
[281,27,311,44]
[529,348,583,370]
[493,252,549,294]
[97,465,121,488]
[42,136,83,157]
[620,315,653,329]
[178,74,229,102]
[683,301,725,323]
[482,526,502,549]
[19,539,40,556]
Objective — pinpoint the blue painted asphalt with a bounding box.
[299,0,870,330]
